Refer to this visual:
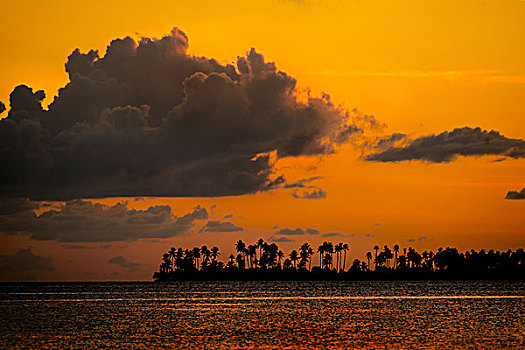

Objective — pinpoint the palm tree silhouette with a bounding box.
[307,247,314,271]
[161,252,171,273]
[393,244,399,269]
[201,246,211,266]
[322,242,334,270]
[299,243,311,270]
[317,244,325,269]
[169,247,176,269]
[335,243,343,272]
[373,245,380,270]
[211,246,220,262]
[235,253,245,269]
[192,247,201,269]
[322,253,332,269]
[256,238,265,261]
[366,251,372,270]
[247,244,256,268]
[277,250,284,267]
[235,240,247,267]
[289,250,299,269]
[383,245,393,268]
[342,243,349,272]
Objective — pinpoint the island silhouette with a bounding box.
[153,239,525,281]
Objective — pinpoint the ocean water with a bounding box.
[0,280,524,349]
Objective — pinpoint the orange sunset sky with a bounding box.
[0,0,524,281]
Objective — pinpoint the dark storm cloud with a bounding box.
[505,188,525,200]
[273,227,319,236]
[0,200,208,242]
[200,220,243,232]
[108,256,141,270]
[292,188,327,199]
[0,28,359,201]
[0,197,39,215]
[0,249,54,273]
[366,127,525,163]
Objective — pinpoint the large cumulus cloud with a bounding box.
[0,199,208,242]
[0,28,358,200]
[365,127,525,163]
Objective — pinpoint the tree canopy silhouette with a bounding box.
[153,239,525,281]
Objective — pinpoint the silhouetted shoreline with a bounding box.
[153,239,525,281]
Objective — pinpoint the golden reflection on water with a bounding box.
[1,281,524,349]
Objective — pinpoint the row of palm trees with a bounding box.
[358,245,525,273]
[155,239,525,278]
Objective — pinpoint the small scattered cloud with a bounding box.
[321,232,356,238]
[284,176,322,189]
[407,236,427,243]
[222,214,234,219]
[505,188,525,200]
[292,188,327,200]
[0,249,54,273]
[268,236,294,243]
[108,256,142,271]
[63,244,114,250]
[200,220,243,233]
[133,197,154,202]
[273,227,320,236]
[63,245,90,250]
[365,233,378,238]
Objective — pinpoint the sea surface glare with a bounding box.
[0,280,524,349]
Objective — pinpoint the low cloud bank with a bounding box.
[0,199,208,242]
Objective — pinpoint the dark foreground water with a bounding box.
[1,281,524,349]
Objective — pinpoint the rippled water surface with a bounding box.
[1,281,524,349]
